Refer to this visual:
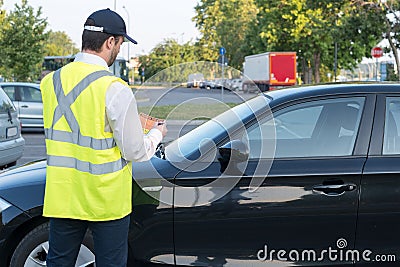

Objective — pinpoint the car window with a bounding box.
[0,88,15,113]
[383,97,400,155]
[20,86,41,102]
[165,96,271,162]
[243,97,365,159]
[2,86,15,101]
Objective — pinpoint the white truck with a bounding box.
[243,52,297,92]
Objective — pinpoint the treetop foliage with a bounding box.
[0,1,79,82]
[0,0,48,81]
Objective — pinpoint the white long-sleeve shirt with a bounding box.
[74,52,162,162]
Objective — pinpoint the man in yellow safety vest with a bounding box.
[41,8,167,267]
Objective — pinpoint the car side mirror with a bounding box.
[217,140,249,174]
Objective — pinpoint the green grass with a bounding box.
[138,103,238,120]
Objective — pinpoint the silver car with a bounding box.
[0,87,24,169]
[0,82,43,130]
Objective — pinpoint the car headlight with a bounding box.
[0,197,11,212]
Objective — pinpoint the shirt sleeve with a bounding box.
[105,82,163,162]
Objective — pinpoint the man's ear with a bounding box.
[105,36,115,50]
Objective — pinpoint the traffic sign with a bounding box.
[371,47,383,58]
[219,47,226,56]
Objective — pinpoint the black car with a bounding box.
[1,83,400,266]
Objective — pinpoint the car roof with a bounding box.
[265,83,400,105]
[0,82,40,88]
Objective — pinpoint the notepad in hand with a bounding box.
[139,113,165,134]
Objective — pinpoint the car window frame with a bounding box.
[218,93,375,163]
[0,87,16,113]
[167,93,375,166]
[371,94,400,156]
[1,86,16,101]
[19,86,42,103]
[241,94,373,160]
[169,93,376,180]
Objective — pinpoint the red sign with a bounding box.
[371,47,383,58]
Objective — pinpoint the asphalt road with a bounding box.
[135,87,254,107]
[17,87,252,167]
[17,132,46,166]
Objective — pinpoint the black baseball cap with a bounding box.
[84,8,137,44]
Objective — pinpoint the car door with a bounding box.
[355,94,400,266]
[17,85,43,128]
[128,159,176,266]
[173,94,375,266]
[3,85,43,128]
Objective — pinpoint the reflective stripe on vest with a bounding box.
[46,69,126,175]
[47,155,128,175]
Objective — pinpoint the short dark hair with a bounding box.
[82,19,122,52]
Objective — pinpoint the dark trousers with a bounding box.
[46,215,130,267]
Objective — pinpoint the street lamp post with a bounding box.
[333,12,342,82]
[122,6,130,61]
[334,42,338,82]
[114,0,116,11]
[123,6,131,83]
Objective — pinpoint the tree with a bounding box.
[0,0,6,80]
[0,1,7,80]
[0,1,5,27]
[352,0,400,81]
[193,0,257,70]
[139,39,198,82]
[242,0,385,83]
[0,0,48,81]
[44,31,79,56]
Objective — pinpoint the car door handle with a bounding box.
[143,186,163,192]
[21,105,29,108]
[312,183,356,196]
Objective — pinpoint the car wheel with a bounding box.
[10,222,95,267]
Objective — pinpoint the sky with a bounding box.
[2,0,201,58]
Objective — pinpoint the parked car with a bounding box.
[199,79,231,90]
[1,83,400,266]
[199,80,217,89]
[0,86,24,169]
[230,78,243,91]
[0,82,43,130]
[225,78,243,91]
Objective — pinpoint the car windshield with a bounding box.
[165,95,270,161]
[0,88,15,113]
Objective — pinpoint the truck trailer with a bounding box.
[242,52,297,92]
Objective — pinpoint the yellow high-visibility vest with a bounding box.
[41,61,132,221]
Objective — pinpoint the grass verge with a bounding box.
[138,103,238,120]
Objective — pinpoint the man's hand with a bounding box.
[154,123,168,138]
